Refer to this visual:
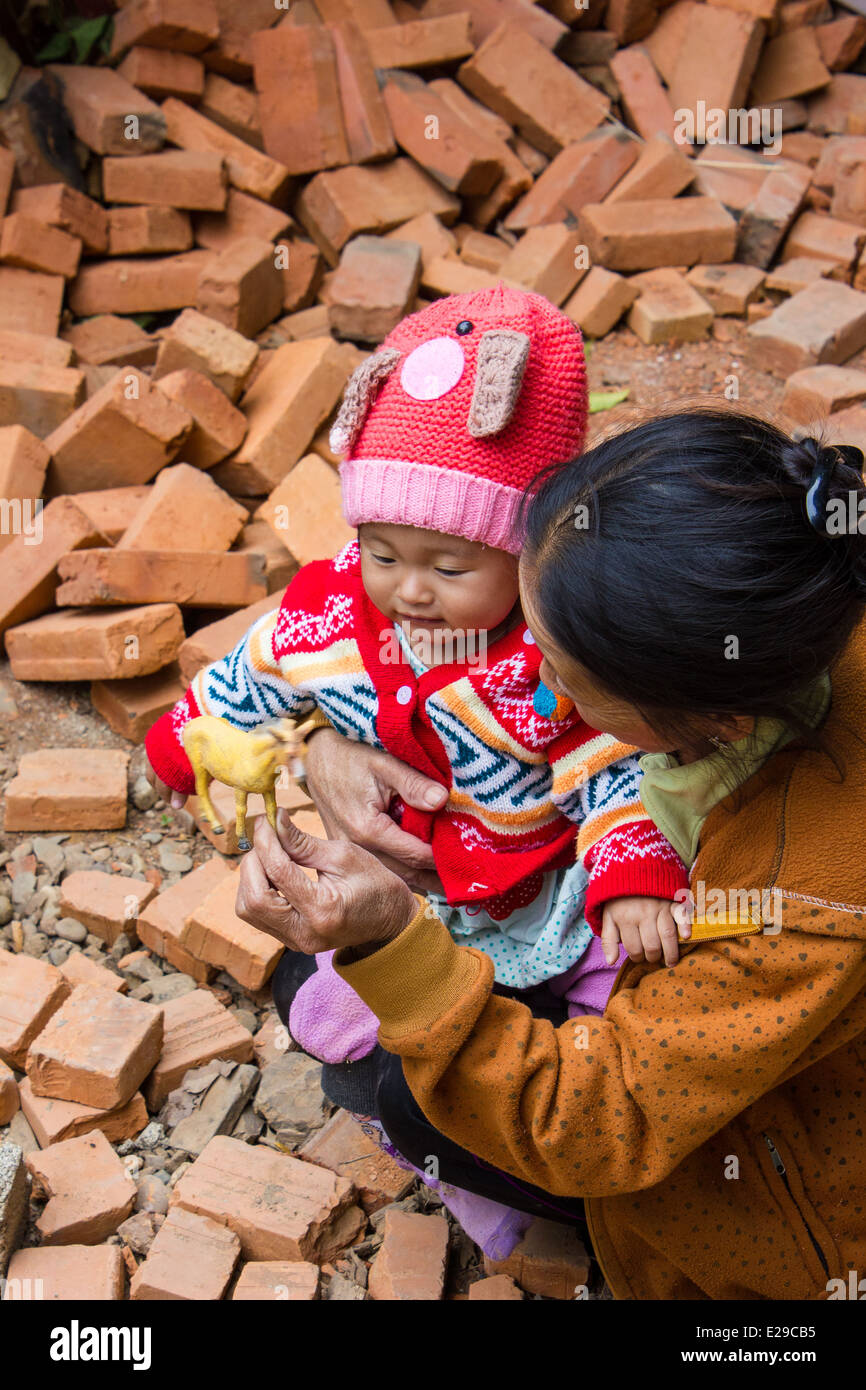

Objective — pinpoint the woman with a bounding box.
[236,410,866,1299]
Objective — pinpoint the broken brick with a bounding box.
[232,1261,319,1300]
[750,27,832,105]
[458,21,609,157]
[103,150,227,212]
[458,229,510,273]
[107,206,193,257]
[194,189,292,255]
[116,462,247,553]
[783,210,866,278]
[90,664,186,746]
[118,45,205,103]
[57,549,267,610]
[781,363,866,423]
[27,983,163,1110]
[0,950,70,1072]
[385,211,457,270]
[277,238,325,313]
[0,1059,18,1125]
[48,63,165,156]
[171,1135,366,1262]
[564,266,639,337]
[4,750,129,835]
[5,606,185,683]
[3,1244,125,1300]
[180,871,283,992]
[27,1130,136,1244]
[0,360,85,440]
[233,520,297,593]
[196,236,285,338]
[0,213,81,279]
[68,250,211,317]
[162,97,291,205]
[62,318,156,370]
[668,7,764,121]
[10,183,108,254]
[0,266,64,336]
[368,1209,449,1301]
[256,452,353,566]
[367,14,473,68]
[299,1110,415,1213]
[500,223,585,305]
[610,44,678,144]
[627,268,715,343]
[0,495,106,638]
[154,369,246,469]
[816,16,866,73]
[252,25,348,176]
[177,593,279,682]
[484,1217,591,1299]
[136,857,231,981]
[297,159,459,266]
[329,19,395,166]
[580,196,737,270]
[328,235,421,342]
[766,256,834,293]
[468,1273,523,1300]
[420,255,499,297]
[505,129,638,232]
[0,425,49,557]
[45,368,193,494]
[746,279,866,375]
[382,72,501,196]
[199,73,264,149]
[59,953,128,996]
[692,144,770,213]
[153,307,258,403]
[0,329,73,369]
[737,162,813,268]
[130,1204,240,1300]
[110,0,220,60]
[604,133,693,204]
[685,262,766,314]
[144,989,253,1109]
[20,1077,148,1148]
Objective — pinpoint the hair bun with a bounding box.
[801,438,865,535]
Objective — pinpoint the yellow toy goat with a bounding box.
[181,714,312,853]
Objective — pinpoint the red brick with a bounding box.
[746,280,866,375]
[27,1131,136,1244]
[90,663,185,745]
[382,73,502,197]
[136,856,231,981]
[296,159,459,266]
[825,402,866,452]
[181,870,283,992]
[46,369,194,494]
[328,235,421,342]
[0,360,85,440]
[252,25,348,177]
[130,1205,241,1300]
[171,1135,366,1262]
[457,229,509,273]
[329,20,395,166]
[385,211,457,271]
[203,0,284,80]
[222,339,357,495]
[0,213,81,279]
[458,21,609,158]
[196,237,284,338]
[0,425,49,557]
[48,64,165,156]
[0,495,106,639]
[194,190,292,256]
[766,256,834,293]
[103,150,226,212]
[809,77,866,139]
[144,989,253,1108]
[299,1110,414,1213]
[111,0,219,59]
[255,452,353,565]
[499,223,585,306]
[627,268,715,343]
[152,368,246,469]
[69,250,211,317]
[275,305,331,342]
[27,983,163,1110]
[0,1058,18,1125]
[580,197,737,271]
[816,16,866,72]
[0,329,73,370]
[737,162,813,268]
[367,13,473,68]
[10,183,108,254]
[692,144,770,213]
[831,155,866,230]
[177,593,279,682]
[505,130,640,232]
[420,0,565,48]
[605,134,693,205]
[58,548,266,610]
[20,1076,148,1148]
[233,520,297,594]
[428,78,530,229]
[644,0,698,84]
[154,308,258,403]
[0,266,64,336]
[783,210,866,278]
[67,488,149,545]
[5,605,185,683]
[668,7,764,126]
[563,266,640,337]
[0,950,70,1072]
[468,1274,523,1300]
[62,318,154,370]
[776,0,829,26]
[3,1244,125,1300]
[686,262,766,314]
[199,74,264,149]
[780,363,866,424]
[368,1210,449,1301]
[59,953,127,997]
[315,0,396,25]
[106,205,192,257]
[419,257,498,299]
[610,44,679,146]
[162,97,291,205]
[750,28,831,105]
[4,750,130,835]
[276,238,325,313]
[232,1261,319,1300]
[118,46,205,103]
[117,462,246,553]
[484,1217,590,1299]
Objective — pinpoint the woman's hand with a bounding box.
[236,809,420,957]
[303,728,447,896]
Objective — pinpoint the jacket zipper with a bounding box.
[763,1134,829,1276]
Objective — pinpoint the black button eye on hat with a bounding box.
[456,320,474,335]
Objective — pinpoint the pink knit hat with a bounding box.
[329,284,588,555]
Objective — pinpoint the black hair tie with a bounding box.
[805,443,865,534]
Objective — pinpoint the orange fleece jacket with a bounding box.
[336,623,866,1300]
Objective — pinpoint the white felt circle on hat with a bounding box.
[400,336,465,402]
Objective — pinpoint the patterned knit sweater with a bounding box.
[146,542,687,929]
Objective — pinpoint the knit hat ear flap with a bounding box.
[330,346,401,456]
[467,329,531,439]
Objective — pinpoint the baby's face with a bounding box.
[359,523,520,659]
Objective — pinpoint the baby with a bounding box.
[146,287,688,1044]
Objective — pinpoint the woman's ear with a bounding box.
[711,715,756,743]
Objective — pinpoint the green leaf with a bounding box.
[588,388,630,413]
[68,15,111,64]
[130,313,159,329]
[35,31,72,62]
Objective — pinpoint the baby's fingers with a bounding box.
[657,904,681,967]
[600,912,624,966]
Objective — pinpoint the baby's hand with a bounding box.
[601,895,690,967]
[144,757,188,811]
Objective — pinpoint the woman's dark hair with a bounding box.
[521,406,866,744]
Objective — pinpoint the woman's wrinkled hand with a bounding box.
[303,728,447,896]
[235,809,420,957]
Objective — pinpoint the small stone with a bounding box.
[53,917,87,944]
[0,1142,27,1276]
[135,1174,170,1215]
[229,1007,257,1034]
[147,973,197,1004]
[131,775,158,812]
[136,1122,164,1151]
[10,873,36,909]
[0,897,12,927]
[324,1271,367,1300]
[116,1209,164,1256]
[252,1053,332,1147]
[158,844,192,874]
[32,838,67,874]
